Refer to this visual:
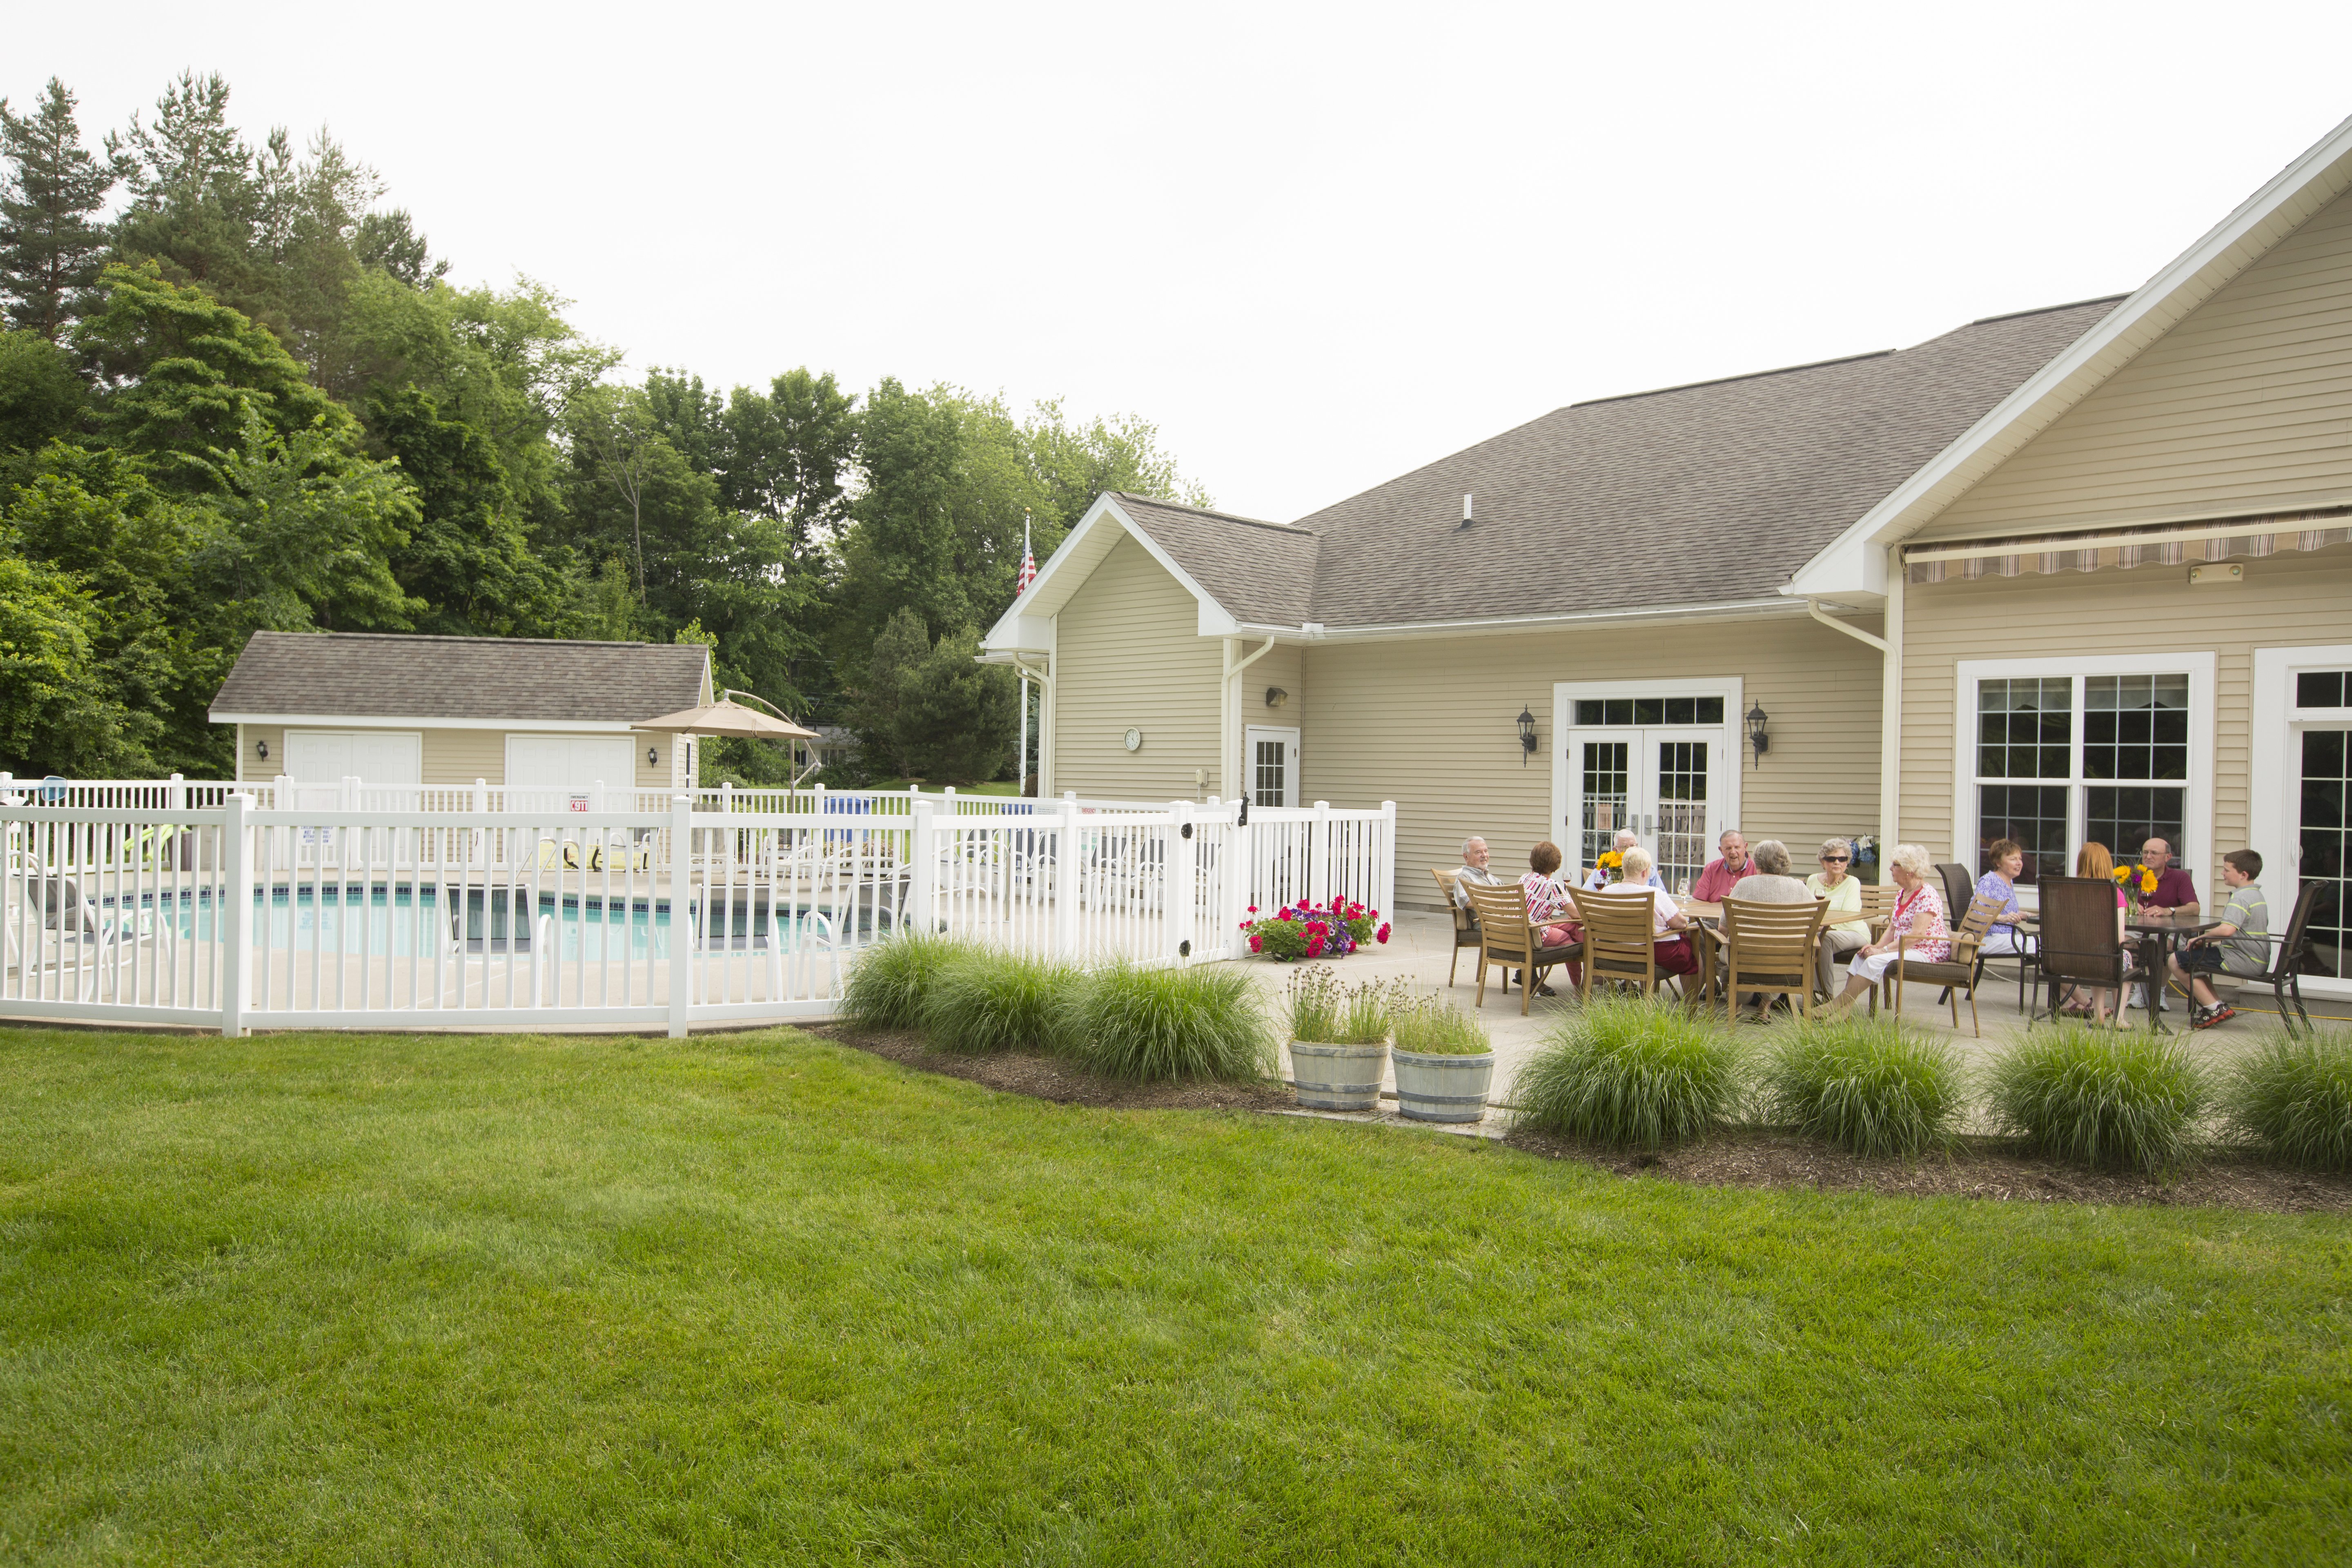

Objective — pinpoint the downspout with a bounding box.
[1878,550,1903,853]
[1221,635,1278,800]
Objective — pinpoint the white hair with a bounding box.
[1889,842,1933,879]
[1461,835,1487,857]
[1620,846,1654,879]
[1613,829,1640,849]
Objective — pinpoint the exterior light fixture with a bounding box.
[255,738,269,760]
[647,746,661,766]
[1265,686,1288,708]
[1517,704,1538,765]
[1745,701,1770,766]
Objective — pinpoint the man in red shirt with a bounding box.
[2128,835,2199,1011]
[1691,829,1757,902]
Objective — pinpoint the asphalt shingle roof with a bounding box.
[209,633,710,723]
[1111,296,2124,628]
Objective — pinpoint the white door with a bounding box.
[1243,726,1299,808]
[1562,726,1726,891]
[285,730,422,806]
[506,735,638,813]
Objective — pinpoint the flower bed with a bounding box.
[1240,898,1390,960]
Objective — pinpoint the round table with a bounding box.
[2126,915,2220,1029]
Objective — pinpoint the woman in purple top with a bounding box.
[1975,838,2028,958]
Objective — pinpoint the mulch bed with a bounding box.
[804,1025,2350,1214]
[1503,1125,2352,1214]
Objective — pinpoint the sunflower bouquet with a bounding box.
[2112,862,2158,914]
[1596,850,1625,883]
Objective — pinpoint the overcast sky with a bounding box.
[15,2,2352,523]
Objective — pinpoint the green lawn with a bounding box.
[1,1026,2345,1566]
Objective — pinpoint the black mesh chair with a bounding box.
[2033,876,2157,1029]
[2192,882,2321,1035]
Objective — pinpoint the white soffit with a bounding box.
[1785,110,2352,602]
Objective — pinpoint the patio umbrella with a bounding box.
[635,694,818,740]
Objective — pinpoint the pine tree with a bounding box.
[0,78,117,340]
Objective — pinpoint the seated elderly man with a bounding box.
[1692,829,1757,902]
[1718,839,1813,1013]
[1582,829,1666,891]
[1450,835,1507,913]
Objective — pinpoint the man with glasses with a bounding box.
[2127,835,2199,1010]
[1805,837,1871,1001]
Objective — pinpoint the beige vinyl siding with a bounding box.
[1920,187,2352,540]
[1898,542,2352,890]
[1302,615,1883,903]
[423,729,506,786]
[1052,533,1225,800]
[236,724,280,782]
[234,725,666,791]
[1242,641,1305,738]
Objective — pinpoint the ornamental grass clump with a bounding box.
[1985,1023,2209,1176]
[1509,994,1744,1149]
[839,931,978,1033]
[1390,991,1492,1057]
[1759,1013,1964,1158]
[1068,962,1276,1083]
[922,949,1085,1056]
[2218,1027,2352,1172]
[1281,967,1392,1044]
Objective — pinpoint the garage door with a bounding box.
[506,735,638,812]
[285,731,423,809]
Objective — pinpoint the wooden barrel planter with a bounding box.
[1290,1040,1389,1112]
[1391,1047,1495,1123]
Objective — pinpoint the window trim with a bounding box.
[1550,677,1744,866]
[1952,654,2214,904]
[2252,644,2352,998]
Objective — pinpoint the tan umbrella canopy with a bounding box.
[636,691,817,740]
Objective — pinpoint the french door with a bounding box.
[1563,727,1724,891]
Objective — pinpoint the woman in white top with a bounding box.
[1617,846,1699,980]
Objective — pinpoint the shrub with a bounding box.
[1985,1024,2209,1176]
[1758,1014,1964,1158]
[1282,967,1392,1044]
[839,931,976,1033]
[2218,1028,2352,1172]
[1068,962,1275,1083]
[1391,992,1491,1057]
[1509,994,1744,1149]
[922,949,1084,1056]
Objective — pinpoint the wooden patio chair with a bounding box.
[1463,881,1583,1015]
[1568,886,1671,1001]
[1886,891,2003,1037]
[2191,882,2321,1035]
[1429,868,1484,987]
[1720,895,1827,1023]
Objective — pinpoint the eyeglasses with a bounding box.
[1820,855,1850,864]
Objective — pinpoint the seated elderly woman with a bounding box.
[1615,845,1699,981]
[1973,838,2031,958]
[1829,842,1951,1011]
[1719,839,1813,1011]
[1805,837,1871,998]
[1519,840,1578,996]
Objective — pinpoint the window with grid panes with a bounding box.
[1971,669,2196,884]
[2295,673,2352,978]
[1974,678,2072,882]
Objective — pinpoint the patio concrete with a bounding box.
[1247,908,2321,1110]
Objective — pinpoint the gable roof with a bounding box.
[1105,494,1320,626]
[1788,109,2352,600]
[209,633,712,725]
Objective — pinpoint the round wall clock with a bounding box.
[1123,727,1143,752]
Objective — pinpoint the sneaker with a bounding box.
[2198,1004,2237,1029]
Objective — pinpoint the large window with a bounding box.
[1961,660,2208,887]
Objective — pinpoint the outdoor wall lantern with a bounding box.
[1745,700,1770,766]
[1265,686,1288,708]
[1517,704,1538,765]
[255,738,268,760]
[647,746,661,767]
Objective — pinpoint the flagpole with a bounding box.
[1018,512,1032,796]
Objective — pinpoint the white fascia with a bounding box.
[1785,110,2352,604]
[1228,596,1806,645]
[980,493,1241,655]
[209,713,641,733]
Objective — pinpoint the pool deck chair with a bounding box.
[1463,881,1582,1016]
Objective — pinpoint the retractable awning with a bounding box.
[1904,506,2352,584]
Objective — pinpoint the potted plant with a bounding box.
[1390,991,1496,1123]
[1241,898,1392,960]
[1285,967,1391,1111]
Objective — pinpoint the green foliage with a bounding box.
[1283,967,1392,1045]
[0,79,116,340]
[1067,962,1275,1083]
[1986,1024,2209,1176]
[848,608,1017,784]
[0,329,88,454]
[0,551,156,775]
[1758,1014,1964,1158]
[838,931,976,1034]
[1391,992,1492,1057]
[2218,1028,2352,1172]
[1510,995,1746,1149]
[923,948,1083,1056]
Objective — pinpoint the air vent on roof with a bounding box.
[1459,492,1474,529]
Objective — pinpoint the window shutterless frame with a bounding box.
[1952,654,2214,906]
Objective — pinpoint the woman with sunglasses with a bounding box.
[1806,837,1870,1000]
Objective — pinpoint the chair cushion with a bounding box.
[1532,942,1584,964]
[1894,960,1975,986]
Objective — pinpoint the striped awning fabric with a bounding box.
[1904,508,2352,584]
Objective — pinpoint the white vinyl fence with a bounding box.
[5,787,1393,1036]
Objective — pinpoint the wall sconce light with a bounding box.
[1265,686,1288,708]
[255,738,269,760]
[648,746,661,767]
[1517,704,1539,766]
[1745,700,1770,767]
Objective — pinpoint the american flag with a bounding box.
[1015,514,1038,595]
